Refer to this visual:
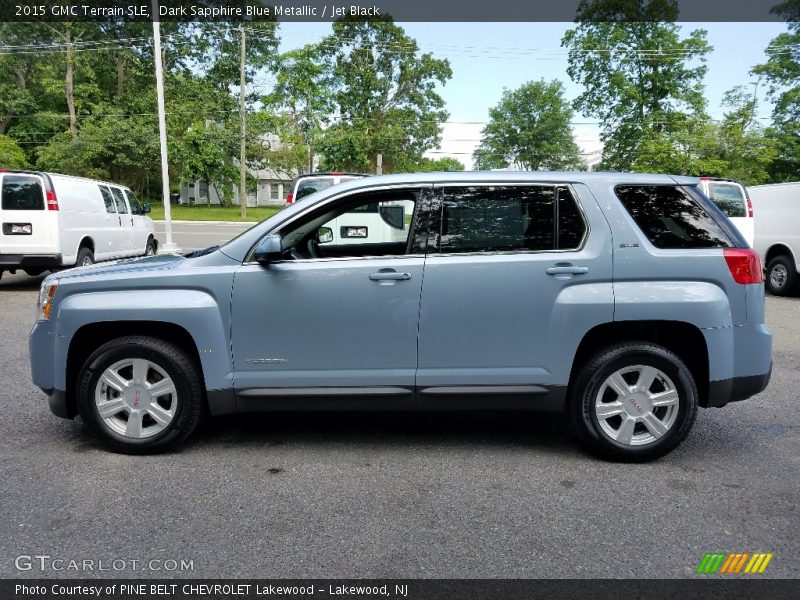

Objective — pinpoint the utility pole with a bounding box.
[376,153,383,175]
[151,0,179,253]
[239,24,247,219]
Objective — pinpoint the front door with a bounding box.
[416,182,614,408]
[230,185,432,408]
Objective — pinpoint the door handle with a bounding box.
[369,270,412,281]
[546,265,589,275]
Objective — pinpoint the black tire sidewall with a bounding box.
[572,345,697,461]
[77,338,202,453]
[76,247,94,267]
[766,256,796,296]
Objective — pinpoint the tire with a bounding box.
[145,237,156,256]
[76,246,94,268]
[76,336,204,454]
[569,342,698,462]
[766,255,797,296]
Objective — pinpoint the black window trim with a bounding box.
[430,182,591,257]
[612,183,742,251]
[243,183,434,264]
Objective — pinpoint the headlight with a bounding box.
[37,280,58,320]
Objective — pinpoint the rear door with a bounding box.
[702,179,753,247]
[0,172,57,256]
[416,182,614,408]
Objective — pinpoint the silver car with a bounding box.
[29,172,772,460]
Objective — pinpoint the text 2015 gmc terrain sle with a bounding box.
[29,172,772,461]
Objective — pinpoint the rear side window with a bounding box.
[99,185,116,213]
[1,175,44,210]
[705,182,746,218]
[439,185,587,253]
[295,177,334,200]
[615,185,733,249]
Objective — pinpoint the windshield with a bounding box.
[706,182,747,218]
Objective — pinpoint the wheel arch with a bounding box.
[764,243,797,270]
[569,320,710,408]
[65,321,205,419]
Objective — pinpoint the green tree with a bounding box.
[473,80,582,171]
[262,44,334,173]
[752,1,800,181]
[562,0,711,171]
[316,16,452,173]
[413,156,465,171]
[172,121,238,206]
[0,134,28,168]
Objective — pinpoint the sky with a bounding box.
[275,21,789,169]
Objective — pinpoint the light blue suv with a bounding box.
[29,172,772,461]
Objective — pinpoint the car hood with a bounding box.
[47,254,184,282]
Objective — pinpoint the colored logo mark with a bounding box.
[696,552,774,574]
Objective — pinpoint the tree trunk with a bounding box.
[116,56,125,98]
[65,28,77,137]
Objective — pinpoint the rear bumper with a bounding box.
[0,253,62,270]
[704,365,772,408]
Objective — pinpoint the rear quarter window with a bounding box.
[295,177,334,200]
[1,175,44,210]
[615,185,733,249]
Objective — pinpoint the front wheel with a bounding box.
[145,237,156,256]
[569,342,698,462]
[76,336,204,454]
[766,255,797,296]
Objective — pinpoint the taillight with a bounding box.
[286,193,294,204]
[746,196,753,218]
[46,190,59,211]
[724,248,763,284]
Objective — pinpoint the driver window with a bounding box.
[278,191,419,260]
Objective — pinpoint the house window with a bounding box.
[271,183,281,200]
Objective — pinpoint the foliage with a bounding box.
[315,16,452,173]
[473,80,583,171]
[752,3,800,181]
[0,134,28,168]
[413,156,465,171]
[562,0,711,172]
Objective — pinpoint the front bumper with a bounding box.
[0,253,62,270]
[704,364,772,408]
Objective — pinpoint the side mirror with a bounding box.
[142,203,151,214]
[318,226,333,244]
[253,234,283,264]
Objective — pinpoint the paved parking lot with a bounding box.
[0,240,798,578]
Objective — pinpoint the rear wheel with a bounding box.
[76,247,94,268]
[766,255,797,296]
[76,336,204,454]
[569,342,698,462]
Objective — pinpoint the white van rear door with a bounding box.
[703,180,754,246]
[0,173,58,255]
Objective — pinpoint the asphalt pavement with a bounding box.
[153,220,253,252]
[0,238,798,578]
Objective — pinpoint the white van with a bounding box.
[749,181,800,296]
[0,171,157,279]
[699,177,755,247]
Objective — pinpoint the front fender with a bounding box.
[52,289,232,393]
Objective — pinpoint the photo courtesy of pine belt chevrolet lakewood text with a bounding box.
[27,172,772,461]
